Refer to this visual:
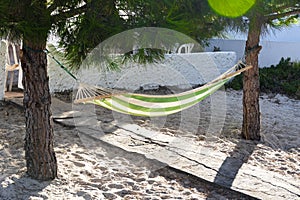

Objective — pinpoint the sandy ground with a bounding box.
[0,89,299,199]
[95,89,300,181]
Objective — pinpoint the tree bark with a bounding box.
[242,17,263,140]
[21,40,57,180]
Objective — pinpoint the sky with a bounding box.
[227,24,300,42]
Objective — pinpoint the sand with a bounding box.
[0,90,299,199]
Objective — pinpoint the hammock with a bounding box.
[73,62,251,117]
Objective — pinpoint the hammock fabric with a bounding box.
[74,62,252,117]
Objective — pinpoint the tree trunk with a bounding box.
[21,40,57,180]
[242,17,263,140]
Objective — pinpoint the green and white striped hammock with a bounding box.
[74,62,251,117]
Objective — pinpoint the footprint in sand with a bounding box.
[107,183,124,189]
[71,161,86,167]
[90,178,103,183]
[103,192,118,199]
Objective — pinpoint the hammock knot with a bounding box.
[235,61,247,71]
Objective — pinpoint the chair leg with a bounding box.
[9,71,13,91]
[4,70,8,92]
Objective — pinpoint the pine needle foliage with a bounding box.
[1,0,229,70]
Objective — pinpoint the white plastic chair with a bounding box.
[4,42,22,92]
[177,43,194,54]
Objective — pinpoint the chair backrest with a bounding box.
[4,41,23,91]
[177,43,194,54]
[7,42,20,66]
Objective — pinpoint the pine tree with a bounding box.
[207,0,300,140]
[0,0,226,180]
[241,1,300,140]
[0,0,125,180]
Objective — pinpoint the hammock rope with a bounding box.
[46,49,251,117]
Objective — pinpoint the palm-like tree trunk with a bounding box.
[21,40,57,180]
[242,17,263,140]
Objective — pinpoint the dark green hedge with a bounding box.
[226,58,300,99]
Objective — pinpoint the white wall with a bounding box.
[48,52,236,93]
[0,51,236,100]
[205,39,300,67]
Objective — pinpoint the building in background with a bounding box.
[205,24,300,67]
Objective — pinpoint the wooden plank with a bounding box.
[96,124,300,200]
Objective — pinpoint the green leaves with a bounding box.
[208,0,256,17]
[227,58,300,99]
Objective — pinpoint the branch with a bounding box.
[48,3,59,13]
[48,0,87,13]
[271,5,297,13]
[51,4,87,23]
[266,9,300,21]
